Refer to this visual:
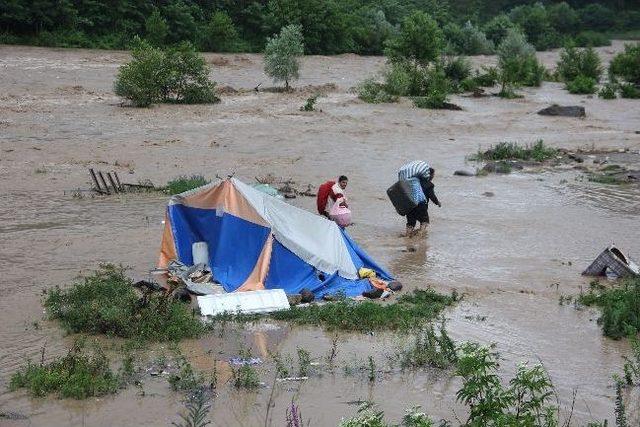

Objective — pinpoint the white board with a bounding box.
[197,289,290,316]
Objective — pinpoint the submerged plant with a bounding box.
[172,388,212,427]
[300,94,320,111]
[339,402,388,427]
[10,339,119,399]
[165,175,210,195]
[399,322,457,370]
[297,347,311,377]
[471,140,557,162]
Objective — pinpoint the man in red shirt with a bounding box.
[317,175,348,218]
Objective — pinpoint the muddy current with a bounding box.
[0,41,639,426]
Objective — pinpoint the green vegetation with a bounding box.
[557,46,602,82]
[497,28,545,97]
[609,43,640,87]
[599,83,618,99]
[169,356,205,391]
[44,265,204,342]
[300,94,320,111]
[566,75,597,94]
[456,343,557,426]
[173,388,212,427]
[399,323,457,369]
[219,289,456,333]
[263,25,304,90]
[587,172,628,185]
[10,340,119,399]
[1,1,637,55]
[114,39,219,107]
[619,83,640,99]
[165,175,210,195]
[578,278,640,339]
[623,337,640,386]
[472,140,557,162]
[574,31,612,47]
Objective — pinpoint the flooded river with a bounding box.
[0,41,639,425]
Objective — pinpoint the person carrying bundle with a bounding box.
[389,161,441,237]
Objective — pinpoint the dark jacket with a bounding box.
[418,177,440,206]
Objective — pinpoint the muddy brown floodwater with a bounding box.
[1,41,640,426]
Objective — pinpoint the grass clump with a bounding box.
[169,356,205,391]
[44,264,204,342]
[578,278,640,339]
[587,173,628,185]
[399,322,457,369]
[266,289,456,333]
[556,45,602,83]
[619,83,640,99]
[165,175,210,195]
[10,340,119,399]
[300,93,320,111]
[472,140,557,162]
[623,337,640,385]
[356,78,398,103]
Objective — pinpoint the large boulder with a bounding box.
[537,105,585,117]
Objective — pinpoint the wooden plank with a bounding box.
[107,172,120,194]
[97,171,110,195]
[89,168,102,192]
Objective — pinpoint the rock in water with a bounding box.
[454,169,476,176]
[537,105,585,117]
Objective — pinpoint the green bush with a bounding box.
[399,323,457,369]
[473,66,499,87]
[566,75,597,94]
[574,31,611,48]
[620,83,640,99]
[384,11,444,67]
[472,140,557,162]
[382,62,412,96]
[497,29,544,95]
[443,56,472,86]
[446,21,493,55]
[356,78,398,103]
[508,3,561,51]
[411,66,451,109]
[578,278,640,339]
[556,46,602,82]
[264,24,305,90]
[10,340,119,399]
[598,83,617,99]
[165,175,210,195]
[547,2,580,35]
[44,265,204,341]
[114,39,219,107]
[609,43,640,86]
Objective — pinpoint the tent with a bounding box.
[158,178,392,298]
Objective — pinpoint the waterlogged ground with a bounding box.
[1,41,640,426]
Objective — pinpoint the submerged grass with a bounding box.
[578,278,640,339]
[10,340,119,399]
[44,264,204,342]
[165,175,210,195]
[470,140,557,162]
[399,322,458,369]
[220,289,457,333]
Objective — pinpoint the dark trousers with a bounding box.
[406,202,429,227]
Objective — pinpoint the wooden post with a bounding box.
[97,171,110,195]
[112,171,123,191]
[107,172,120,194]
[89,168,102,192]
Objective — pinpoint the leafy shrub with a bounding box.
[609,43,640,86]
[300,94,320,111]
[165,175,210,195]
[356,78,398,103]
[411,67,451,109]
[473,66,499,87]
[566,75,597,94]
[497,29,544,95]
[264,25,304,90]
[620,83,640,99]
[556,46,602,82]
[339,403,387,427]
[399,323,457,369]
[456,343,557,426]
[114,39,219,107]
[578,278,640,339]
[382,62,412,96]
[599,83,617,99]
[508,3,561,51]
[384,11,444,67]
[574,31,611,48]
[10,340,119,399]
[443,56,471,86]
[169,356,204,391]
[446,21,493,55]
[483,14,517,46]
[44,265,204,341]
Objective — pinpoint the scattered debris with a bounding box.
[583,246,639,278]
[229,357,263,366]
[254,175,315,198]
[537,105,585,117]
[0,411,28,420]
[88,168,155,195]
